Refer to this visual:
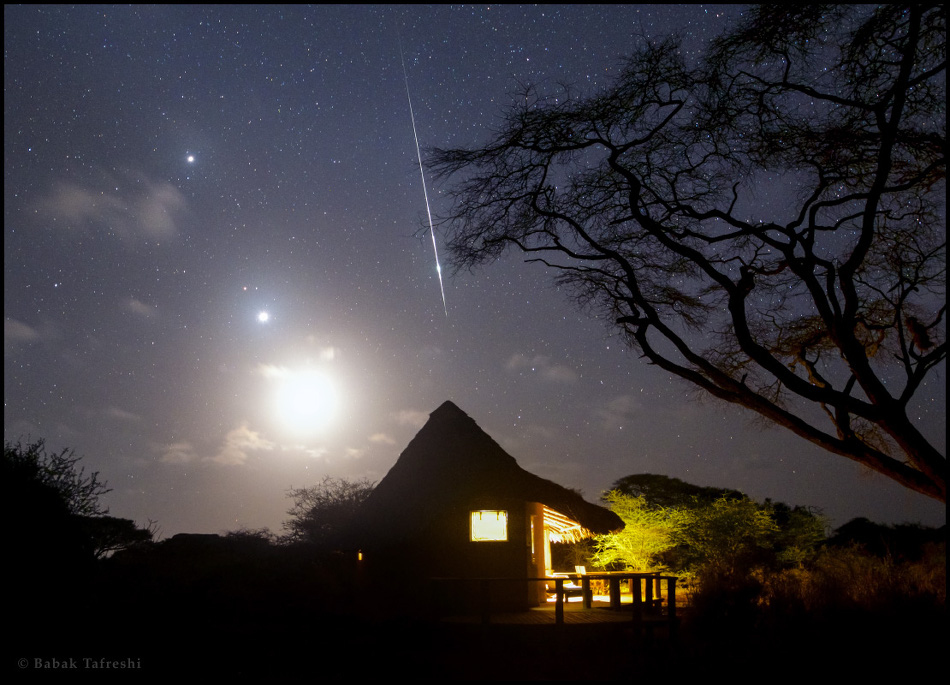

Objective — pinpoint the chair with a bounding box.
[547,576,583,600]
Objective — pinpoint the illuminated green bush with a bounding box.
[589,492,683,571]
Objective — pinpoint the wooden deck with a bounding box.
[431,573,679,633]
[441,599,637,625]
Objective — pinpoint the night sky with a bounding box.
[5,5,945,538]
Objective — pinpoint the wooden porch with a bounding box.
[430,573,679,637]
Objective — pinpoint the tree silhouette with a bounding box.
[611,473,747,509]
[431,5,946,501]
[2,439,153,561]
[4,438,112,516]
[77,515,154,559]
[283,475,375,547]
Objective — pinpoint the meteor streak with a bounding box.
[398,37,448,316]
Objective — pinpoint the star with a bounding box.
[257,311,269,323]
[186,154,195,163]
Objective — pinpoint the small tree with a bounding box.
[590,491,682,571]
[283,475,375,547]
[611,473,746,509]
[766,500,828,568]
[669,496,781,582]
[77,516,155,559]
[4,439,111,516]
[3,439,154,560]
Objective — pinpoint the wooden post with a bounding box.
[667,577,678,639]
[645,572,655,615]
[609,576,621,609]
[632,576,643,629]
[554,578,565,624]
[581,575,592,609]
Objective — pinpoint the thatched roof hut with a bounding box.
[354,401,622,609]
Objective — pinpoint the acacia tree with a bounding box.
[590,491,682,571]
[611,473,747,509]
[283,475,375,547]
[4,439,112,516]
[668,497,781,582]
[3,439,154,559]
[431,5,946,500]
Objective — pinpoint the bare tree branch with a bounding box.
[431,4,946,501]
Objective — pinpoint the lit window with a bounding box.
[471,510,508,541]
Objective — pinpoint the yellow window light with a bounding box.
[471,510,508,541]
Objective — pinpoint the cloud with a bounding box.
[4,318,40,343]
[159,441,197,464]
[368,432,396,445]
[294,445,330,460]
[105,406,143,422]
[256,363,290,380]
[393,409,428,428]
[267,442,331,460]
[124,297,159,318]
[256,361,336,381]
[505,353,578,383]
[34,175,188,243]
[209,424,276,466]
[593,395,643,430]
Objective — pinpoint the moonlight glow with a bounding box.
[274,369,337,433]
[258,311,269,323]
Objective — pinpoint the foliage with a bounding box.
[827,516,946,560]
[766,500,828,568]
[78,515,155,559]
[668,496,781,582]
[226,527,280,545]
[3,439,92,568]
[610,473,746,509]
[592,475,828,585]
[283,475,375,547]
[761,541,946,615]
[4,438,111,516]
[589,491,682,571]
[2,439,153,562]
[431,4,946,501]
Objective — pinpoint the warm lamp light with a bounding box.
[471,510,508,541]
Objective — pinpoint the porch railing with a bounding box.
[430,573,678,633]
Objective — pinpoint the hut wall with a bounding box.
[364,497,541,613]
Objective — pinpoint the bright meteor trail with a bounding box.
[398,37,448,316]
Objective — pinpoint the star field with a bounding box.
[4,5,944,536]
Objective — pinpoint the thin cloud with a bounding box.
[124,297,159,318]
[368,432,396,445]
[505,353,578,383]
[4,318,40,343]
[256,363,291,380]
[393,409,428,428]
[105,406,143,422]
[209,424,276,466]
[34,175,188,244]
[593,395,643,431]
[159,441,197,465]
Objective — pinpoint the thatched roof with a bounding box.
[357,401,622,546]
